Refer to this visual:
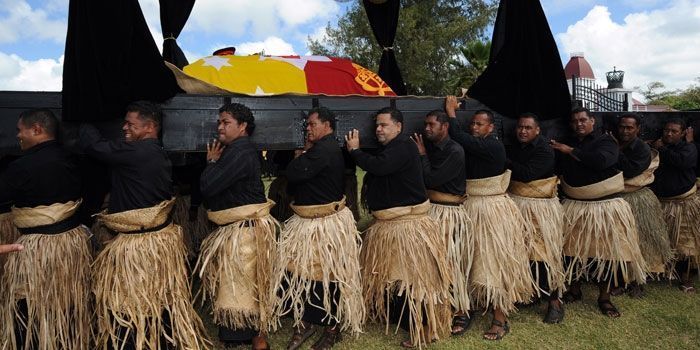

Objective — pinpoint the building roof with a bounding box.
[564,52,595,79]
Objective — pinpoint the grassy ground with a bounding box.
[227,172,700,349]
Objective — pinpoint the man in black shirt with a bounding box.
[412,110,473,336]
[274,107,363,350]
[194,103,278,349]
[81,101,208,349]
[0,109,92,349]
[446,96,533,340]
[615,113,672,296]
[506,113,565,324]
[651,118,700,292]
[347,107,450,348]
[551,107,647,318]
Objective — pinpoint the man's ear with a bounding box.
[31,123,42,136]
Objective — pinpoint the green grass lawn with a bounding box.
[234,172,700,349]
[205,282,700,349]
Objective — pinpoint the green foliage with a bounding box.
[448,39,491,92]
[638,78,700,110]
[307,0,497,96]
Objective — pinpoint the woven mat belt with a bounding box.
[116,217,173,235]
[290,196,346,218]
[17,214,80,235]
[427,190,466,205]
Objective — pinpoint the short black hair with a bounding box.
[619,113,641,127]
[375,107,403,124]
[518,112,540,126]
[19,108,59,138]
[426,110,449,124]
[126,101,163,130]
[665,118,686,130]
[308,107,336,131]
[571,106,592,119]
[219,102,256,135]
[473,109,495,124]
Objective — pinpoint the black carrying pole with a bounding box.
[467,0,571,121]
[363,0,407,95]
[159,0,196,69]
[62,0,182,122]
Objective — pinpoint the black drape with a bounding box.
[62,0,182,122]
[363,0,407,95]
[467,0,570,121]
[159,0,195,69]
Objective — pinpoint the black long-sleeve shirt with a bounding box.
[0,140,81,208]
[447,118,505,179]
[79,125,172,213]
[506,135,555,182]
[421,137,466,195]
[200,137,266,211]
[556,132,619,187]
[351,134,426,211]
[618,137,651,179]
[286,134,344,205]
[651,140,698,197]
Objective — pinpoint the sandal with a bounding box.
[451,314,472,336]
[543,301,565,324]
[311,327,342,350]
[679,285,696,293]
[286,322,317,350]
[483,319,509,341]
[597,299,621,318]
[562,289,582,304]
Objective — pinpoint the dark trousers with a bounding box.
[106,310,174,350]
[531,261,561,301]
[388,293,428,332]
[14,299,36,349]
[564,256,625,290]
[280,273,341,328]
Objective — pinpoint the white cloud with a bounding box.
[236,36,296,56]
[0,0,67,44]
[558,1,700,92]
[187,0,339,40]
[0,52,62,91]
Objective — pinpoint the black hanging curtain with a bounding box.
[467,0,571,121]
[62,0,182,122]
[159,0,195,69]
[363,0,407,95]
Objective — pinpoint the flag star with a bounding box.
[201,56,231,70]
[260,55,332,70]
[254,86,273,96]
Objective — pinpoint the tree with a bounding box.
[448,39,491,92]
[638,78,700,111]
[308,0,497,95]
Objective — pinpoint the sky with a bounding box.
[0,0,699,97]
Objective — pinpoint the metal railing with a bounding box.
[571,75,628,111]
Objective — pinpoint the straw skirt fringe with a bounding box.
[0,212,20,244]
[464,194,535,314]
[562,197,648,286]
[173,195,211,259]
[510,194,565,297]
[428,203,472,313]
[621,188,674,276]
[196,215,278,332]
[1,227,93,350]
[92,224,210,350]
[361,213,451,346]
[272,207,364,334]
[659,192,700,265]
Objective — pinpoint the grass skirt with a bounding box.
[562,197,648,287]
[196,202,279,333]
[173,195,211,259]
[93,201,209,350]
[0,212,20,276]
[659,192,700,268]
[621,188,674,276]
[272,206,364,334]
[1,227,93,350]
[428,203,473,313]
[510,194,566,297]
[464,194,535,314]
[361,202,451,347]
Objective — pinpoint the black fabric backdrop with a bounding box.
[62,0,182,122]
[467,0,571,121]
[160,0,195,69]
[363,0,407,95]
